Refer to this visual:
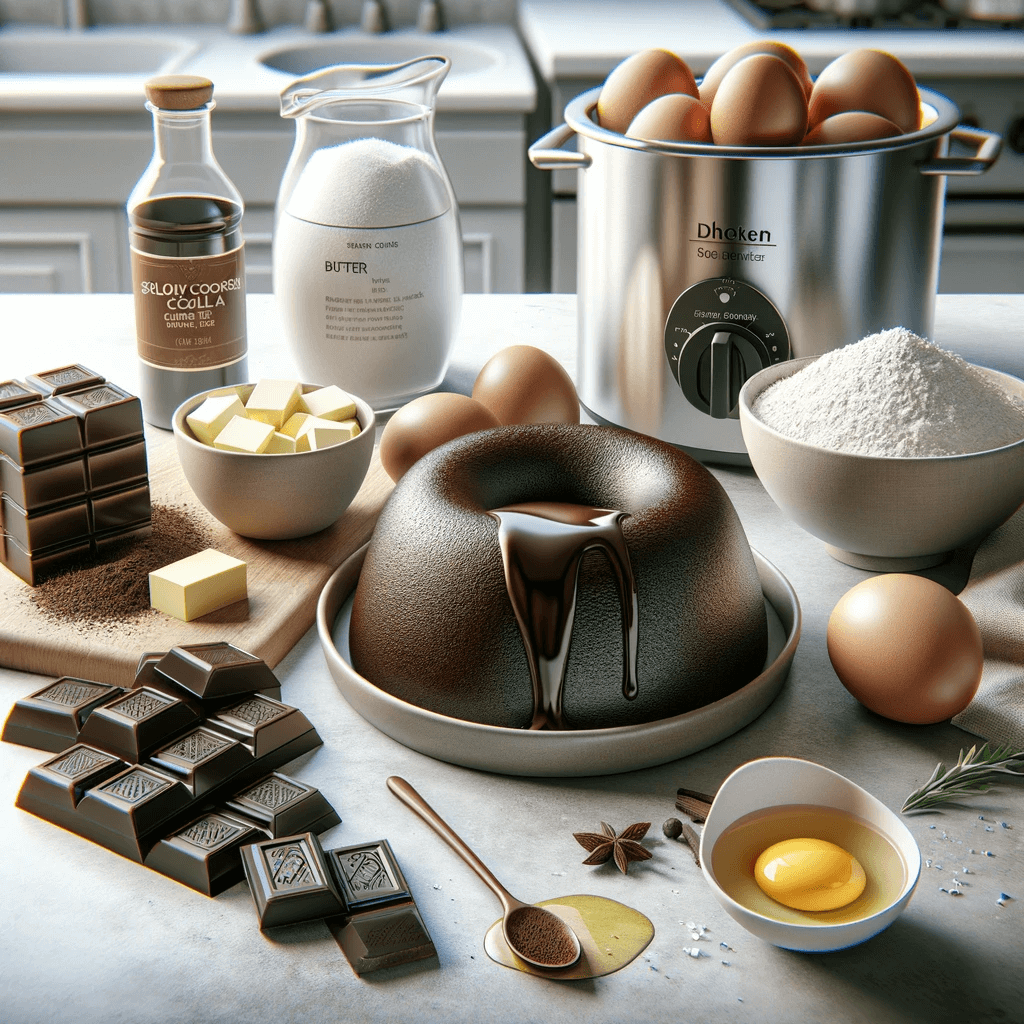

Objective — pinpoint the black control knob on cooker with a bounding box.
[663,277,791,419]
[676,323,771,419]
[1006,115,1024,155]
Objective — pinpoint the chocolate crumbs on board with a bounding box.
[29,503,214,624]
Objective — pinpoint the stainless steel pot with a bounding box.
[530,87,1001,463]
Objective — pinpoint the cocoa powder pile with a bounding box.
[30,503,214,624]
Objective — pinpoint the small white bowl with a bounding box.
[739,357,1024,571]
[173,383,375,540]
[699,757,921,953]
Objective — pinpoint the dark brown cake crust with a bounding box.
[349,423,768,730]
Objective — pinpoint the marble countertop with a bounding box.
[1,292,1023,1024]
[519,0,1024,79]
[0,22,536,114]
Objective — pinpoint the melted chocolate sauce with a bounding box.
[488,502,639,731]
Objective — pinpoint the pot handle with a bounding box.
[528,122,592,171]
[918,125,1002,176]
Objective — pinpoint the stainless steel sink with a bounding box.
[258,31,500,78]
[0,30,197,75]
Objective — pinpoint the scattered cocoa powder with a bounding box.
[30,503,214,623]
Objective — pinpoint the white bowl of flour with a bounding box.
[738,329,1024,571]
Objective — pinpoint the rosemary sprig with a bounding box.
[901,743,1024,813]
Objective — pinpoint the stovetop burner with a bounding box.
[726,0,1023,31]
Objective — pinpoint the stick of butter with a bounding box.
[149,548,248,622]
[186,394,245,446]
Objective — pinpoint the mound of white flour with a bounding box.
[753,327,1024,457]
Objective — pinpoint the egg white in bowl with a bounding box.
[699,757,921,952]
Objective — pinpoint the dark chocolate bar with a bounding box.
[55,383,143,449]
[0,379,42,411]
[1,678,124,752]
[241,832,347,929]
[144,811,266,896]
[1,492,91,553]
[226,773,341,838]
[24,364,105,397]
[1,532,91,585]
[0,366,150,587]
[86,439,148,493]
[0,450,87,510]
[0,400,83,466]
[11,646,334,893]
[154,643,280,700]
[326,901,437,975]
[327,839,412,913]
[76,686,201,764]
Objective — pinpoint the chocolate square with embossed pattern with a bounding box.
[328,839,410,912]
[145,811,265,896]
[149,725,252,797]
[212,696,319,761]
[327,901,436,975]
[14,743,126,817]
[56,383,143,448]
[0,379,42,411]
[155,642,279,700]
[1,676,123,752]
[226,772,340,838]
[241,832,346,928]
[77,686,200,764]
[25,364,105,397]
[0,400,82,466]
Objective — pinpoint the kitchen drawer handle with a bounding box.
[528,123,592,171]
[919,126,1002,176]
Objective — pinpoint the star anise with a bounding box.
[573,821,653,875]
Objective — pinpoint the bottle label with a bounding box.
[131,245,247,370]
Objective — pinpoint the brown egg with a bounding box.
[710,54,808,147]
[827,574,983,725]
[379,392,499,482]
[626,93,712,143]
[807,48,920,134]
[597,49,699,135]
[802,111,903,146]
[472,345,579,425]
[699,40,813,107]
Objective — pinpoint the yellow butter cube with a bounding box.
[149,548,247,622]
[265,431,297,454]
[245,379,302,429]
[186,394,245,446]
[281,412,312,438]
[299,385,357,422]
[303,417,359,450]
[213,415,275,453]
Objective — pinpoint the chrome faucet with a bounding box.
[417,0,443,32]
[65,0,90,29]
[360,0,388,33]
[227,0,264,34]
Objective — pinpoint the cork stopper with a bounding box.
[145,75,214,110]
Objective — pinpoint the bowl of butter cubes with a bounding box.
[173,379,375,539]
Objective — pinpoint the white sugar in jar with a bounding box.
[273,137,464,410]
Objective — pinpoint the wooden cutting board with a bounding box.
[0,429,394,687]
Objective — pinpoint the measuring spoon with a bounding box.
[386,776,581,970]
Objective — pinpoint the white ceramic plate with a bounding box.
[316,546,801,777]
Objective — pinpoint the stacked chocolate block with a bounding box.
[0,364,150,584]
[3,641,339,896]
[242,832,437,974]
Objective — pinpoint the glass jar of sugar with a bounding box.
[273,57,463,411]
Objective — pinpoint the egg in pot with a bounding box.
[698,39,813,108]
[807,48,921,134]
[625,93,712,143]
[802,111,903,146]
[596,48,699,135]
[754,837,867,912]
[827,573,983,724]
[710,54,808,147]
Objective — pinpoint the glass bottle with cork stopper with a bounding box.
[128,74,248,429]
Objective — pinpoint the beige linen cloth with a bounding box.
[952,505,1024,749]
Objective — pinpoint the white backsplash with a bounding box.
[0,0,518,28]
